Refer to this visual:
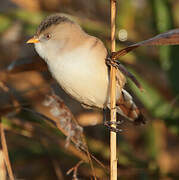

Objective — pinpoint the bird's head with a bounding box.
[27,14,75,60]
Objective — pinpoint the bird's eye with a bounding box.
[44,33,51,40]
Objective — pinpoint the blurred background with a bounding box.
[0,0,179,179]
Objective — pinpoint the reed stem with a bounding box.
[110,0,117,179]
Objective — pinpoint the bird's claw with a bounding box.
[104,120,123,133]
[105,57,120,69]
[105,56,144,91]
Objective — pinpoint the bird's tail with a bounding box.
[116,89,145,125]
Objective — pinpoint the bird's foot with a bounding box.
[105,56,144,91]
[106,57,120,69]
[104,120,123,133]
[103,108,123,133]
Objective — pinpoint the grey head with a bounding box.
[36,14,74,36]
[27,14,83,61]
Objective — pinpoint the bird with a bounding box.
[27,13,145,127]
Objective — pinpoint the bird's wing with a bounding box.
[116,69,126,91]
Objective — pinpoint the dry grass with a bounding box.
[110,0,118,179]
[0,122,14,180]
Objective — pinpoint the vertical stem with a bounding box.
[0,150,6,180]
[110,0,117,180]
[0,122,14,180]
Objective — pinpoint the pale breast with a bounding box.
[47,45,109,108]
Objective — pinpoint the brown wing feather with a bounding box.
[116,89,145,125]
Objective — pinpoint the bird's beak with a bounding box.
[26,37,40,44]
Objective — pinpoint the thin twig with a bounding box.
[0,122,15,180]
[81,134,97,180]
[0,150,6,180]
[110,0,117,180]
[66,160,84,180]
